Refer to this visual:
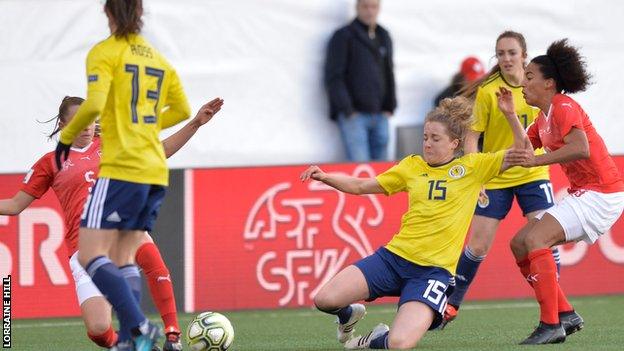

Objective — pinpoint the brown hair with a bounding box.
[45,96,84,139]
[425,96,473,152]
[531,39,592,94]
[105,0,143,38]
[461,30,528,99]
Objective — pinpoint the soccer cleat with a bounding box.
[344,323,389,350]
[109,340,133,351]
[559,310,584,336]
[162,331,183,351]
[337,304,367,343]
[439,304,458,330]
[519,322,566,345]
[134,321,163,351]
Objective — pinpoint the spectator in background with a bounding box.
[325,0,397,162]
[434,56,486,106]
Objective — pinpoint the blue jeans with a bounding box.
[337,112,389,161]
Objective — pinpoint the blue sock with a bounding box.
[552,247,561,275]
[447,247,486,308]
[120,265,142,303]
[370,331,389,349]
[85,256,146,342]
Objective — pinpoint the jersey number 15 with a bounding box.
[125,64,164,124]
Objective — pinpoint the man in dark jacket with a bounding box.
[325,0,396,161]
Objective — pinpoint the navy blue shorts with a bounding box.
[475,180,554,220]
[80,178,166,231]
[354,247,452,329]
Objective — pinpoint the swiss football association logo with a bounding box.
[243,165,384,306]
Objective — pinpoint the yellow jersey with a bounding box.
[376,151,505,274]
[61,34,190,186]
[472,72,549,189]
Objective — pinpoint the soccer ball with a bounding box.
[186,312,235,351]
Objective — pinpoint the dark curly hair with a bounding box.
[531,39,592,94]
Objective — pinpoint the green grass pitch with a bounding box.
[11,295,624,350]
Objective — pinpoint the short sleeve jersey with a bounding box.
[83,34,189,185]
[472,72,550,189]
[376,151,505,274]
[21,139,101,256]
[527,94,624,193]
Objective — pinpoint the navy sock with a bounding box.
[85,256,146,342]
[552,247,561,276]
[336,305,353,324]
[120,265,142,303]
[448,247,485,307]
[370,331,389,349]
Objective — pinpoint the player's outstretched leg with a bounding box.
[136,239,182,350]
[344,323,390,350]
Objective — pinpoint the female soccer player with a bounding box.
[443,31,560,325]
[301,96,519,350]
[0,96,223,350]
[500,39,624,344]
[54,1,195,349]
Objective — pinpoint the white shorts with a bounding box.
[69,252,104,305]
[536,190,624,244]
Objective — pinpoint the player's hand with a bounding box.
[193,98,224,126]
[54,141,71,171]
[477,187,489,207]
[300,165,326,182]
[496,87,516,118]
[505,147,536,167]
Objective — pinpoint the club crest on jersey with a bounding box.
[448,165,465,179]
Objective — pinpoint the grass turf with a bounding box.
[11,295,624,350]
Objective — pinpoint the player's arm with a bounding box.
[497,87,530,149]
[160,69,192,129]
[464,130,481,154]
[162,98,224,158]
[300,166,385,195]
[532,128,589,166]
[0,191,36,216]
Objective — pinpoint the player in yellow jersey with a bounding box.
[301,96,519,350]
[442,31,560,326]
[54,1,193,350]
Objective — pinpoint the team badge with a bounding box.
[448,165,466,179]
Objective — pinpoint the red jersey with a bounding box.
[527,94,624,193]
[21,138,101,256]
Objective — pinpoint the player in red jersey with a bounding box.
[0,95,224,350]
[499,39,624,345]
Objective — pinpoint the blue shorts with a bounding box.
[80,178,166,231]
[354,247,452,329]
[475,180,554,220]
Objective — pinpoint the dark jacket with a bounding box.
[324,19,397,120]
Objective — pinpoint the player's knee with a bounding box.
[387,333,418,350]
[523,233,545,252]
[85,319,111,336]
[313,290,339,312]
[509,235,525,255]
[467,243,489,257]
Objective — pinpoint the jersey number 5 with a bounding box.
[125,64,164,124]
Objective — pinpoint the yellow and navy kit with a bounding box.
[472,72,549,189]
[376,151,505,274]
[61,34,190,186]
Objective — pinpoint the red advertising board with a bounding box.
[190,159,624,311]
[0,174,78,319]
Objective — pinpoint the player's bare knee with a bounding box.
[85,319,111,335]
[468,243,489,257]
[313,291,338,312]
[387,333,418,350]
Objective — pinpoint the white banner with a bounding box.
[1,0,622,173]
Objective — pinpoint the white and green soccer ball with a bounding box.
[186,312,235,351]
